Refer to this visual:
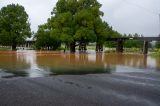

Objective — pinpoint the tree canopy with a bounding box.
[35,0,112,52]
[0,4,31,50]
[35,24,61,50]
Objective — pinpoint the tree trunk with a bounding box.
[12,44,17,51]
[143,41,148,54]
[96,43,98,52]
[79,42,82,52]
[84,43,87,51]
[116,39,123,53]
[11,37,17,51]
[96,43,103,52]
[70,42,76,53]
[79,42,87,52]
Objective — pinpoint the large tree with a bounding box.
[0,4,31,50]
[48,0,108,52]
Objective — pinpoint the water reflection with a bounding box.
[103,53,148,69]
[0,51,30,77]
[36,52,112,75]
[0,51,160,78]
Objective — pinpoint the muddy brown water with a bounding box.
[0,50,159,78]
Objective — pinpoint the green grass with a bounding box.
[87,46,96,50]
[104,48,142,53]
[0,47,11,51]
[124,48,142,53]
[150,49,160,58]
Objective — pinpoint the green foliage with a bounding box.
[0,47,11,51]
[74,27,96,42]
[0,4,31,50]
[155,41,160,48]
[105,41,117,48]
[0,30,11,45]
[151,49,160,58]
[124,33,143,48]
[155,34,160,48]
[124,40,143,48]
[49,0,109,52]
[35,0,117,52]
[125,48,142,53]
[35,24,61,50]
[104,26,122,48]
[94,18,108,44]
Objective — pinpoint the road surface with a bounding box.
[0,71,160,106]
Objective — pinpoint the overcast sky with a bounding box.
[0,0,160,36]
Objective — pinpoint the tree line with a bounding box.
[105,33,144,48]
[0,0,160,52]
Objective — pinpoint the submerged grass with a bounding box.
[151,52,160,58]
[50,65,113,75]
[150,49,160,58]
[0,47,11,51]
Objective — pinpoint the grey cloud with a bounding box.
[0,0,160,36]
[99,0,160,36]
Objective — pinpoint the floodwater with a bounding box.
[0,50,160,78]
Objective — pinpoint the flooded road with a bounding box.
[0,50,159,78]
[0,50,160,106]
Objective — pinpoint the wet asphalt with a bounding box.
[0,71,160,106]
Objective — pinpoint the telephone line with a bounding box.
[121,0,159,15]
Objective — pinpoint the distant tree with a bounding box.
[124,33,143,48]
[155,42,160,48]
[123,33,127,37]
[35,24,61,50]
[0,4,31,50]
[105,41,117,48]
[155,34,160,48]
